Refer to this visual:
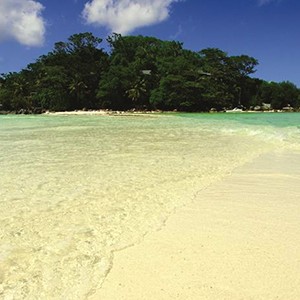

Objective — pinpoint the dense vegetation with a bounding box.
[1,32,299,113]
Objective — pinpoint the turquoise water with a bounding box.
[180,111,300,126]
[0,112,299,299]
[179,112,300,149]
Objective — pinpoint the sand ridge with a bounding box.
[90,151,300,300]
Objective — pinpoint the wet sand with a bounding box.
[89,151,300,300]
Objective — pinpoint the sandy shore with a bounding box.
[43,109,295,116]
[44,109,164,116]
[89,150,300,300]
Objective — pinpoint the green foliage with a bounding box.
[0,32,299,113]
[6,32,109,111]
[256,81,299,109]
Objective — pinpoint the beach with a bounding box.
[0,113,299,299]
[90,150,300,300]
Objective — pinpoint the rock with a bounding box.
[282,106,294,112]
[262,102,271,111]
[33,107,43,114]
[16,108,26,114]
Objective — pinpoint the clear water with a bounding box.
[0,112,299,299]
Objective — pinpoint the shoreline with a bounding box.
[44,109,299,115]
[1,108,299,116]
[43,109,165,116]
[89,150,300,300]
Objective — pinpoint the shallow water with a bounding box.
[0,113,299,299]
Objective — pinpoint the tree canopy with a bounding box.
[0,32,299,112]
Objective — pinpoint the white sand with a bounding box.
[44,110,111,115]
[89,151,300,300]
[44,110,163,116]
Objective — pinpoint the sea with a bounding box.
[0,112,299,299]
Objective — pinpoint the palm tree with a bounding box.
[126,78,147,109]
[69,76,88,109]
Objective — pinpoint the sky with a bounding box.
[0,0,299,86]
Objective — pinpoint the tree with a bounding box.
[97,34,162,109]
[1,32,298,113]
[228,55,258,107]
[0,72,32,111]
[197,48,234,109]
[257,81,300,109]
[126,79,147,108]
[150,51,203,111]
[197,48,259,109]
[40,32,108,110]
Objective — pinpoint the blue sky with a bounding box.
[0,0,299,86]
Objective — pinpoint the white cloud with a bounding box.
[82,0,181,34]
[0,0,46,46]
